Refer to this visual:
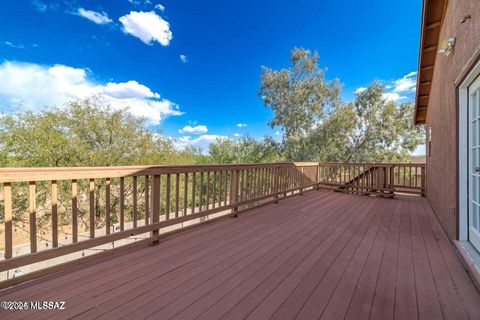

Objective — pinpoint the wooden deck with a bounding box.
[1,190,479,320]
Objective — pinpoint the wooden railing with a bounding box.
[0,161,424,281]
[0,163,317,275]
[317,162,426,197]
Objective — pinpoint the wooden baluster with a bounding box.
[72,180,78,243]
[300,166,304,189]
[264,168,268,195]
[409,166,413,187]
[191,172,196,213]
[106,178,111,234]
[145,176,149,225]
[4,182,12,259]
[257,168,260,196]
[414,166,418,187]
[274,166,279,203]
[218,171,223,206]
[253,169,257,198]
[51,180,58,248]
[224,170,228,206]
[152,175,160,243]
[253,168,256,198]
[184,173,188,215]
[241,169,245,201]
[232,169,239,217]
[206,171,210,210]
[397,167,401,185]
[119,177,124,231]
[199,171,203,211]
[165,174,171,220]
[272,167,276,194]
[175,173,180,218]
[229,170,234,205]
[89,178,95,238]
[212,171,216,209]
[267,168,272,195]
[421,166,426,196]
[28,181,37,253]
[258,168,262,196]
[246,169,251,199]
[133,176,138,228]
[253,168,257,198]
[390,165,395,196]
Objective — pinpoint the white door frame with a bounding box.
[459,59,480,241]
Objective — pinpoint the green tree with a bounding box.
[259,48,422,162]
[208,136,282,164]
[259,48,341,159]
[0,97,181,167]
[305,82,422,162]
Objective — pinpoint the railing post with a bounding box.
[274,165,280,203]
[389,165,395,197]
[421,165,426,196]
[300,166,304,195]
[4,182,12,260]
[231,169,239,217]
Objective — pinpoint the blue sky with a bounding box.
[0,0,422,151]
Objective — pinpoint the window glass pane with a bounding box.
[473,120,479,147]
[473,177,479,203]
[474,203,478,230]
[473,91,478,119]
[473,147,479,172]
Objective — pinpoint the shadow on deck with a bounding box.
[0,190,479,320]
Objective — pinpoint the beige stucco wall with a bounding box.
[425,0,480,240]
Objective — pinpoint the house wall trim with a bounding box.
[458,53,480,241]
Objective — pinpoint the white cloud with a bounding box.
[77,8,112,24]
[178,125,208,134]
[179,55,188,63]
[0,61,182,124]
[103,80,160,99]
[234,133,241,137]
[3,41,26,49]
[354,87,366,94]
[32,1,47,12]
[175,134,227,153]
[392,71,417,93]
[275,130,281,136]
[119,11,172,46]
[382,92,406,102]
[236,123,247,128]
[155,4,165,12]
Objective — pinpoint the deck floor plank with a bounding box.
[189,191,372,320]
[290,194,385,320]
[1,191,479,320]
[394,193,419,320]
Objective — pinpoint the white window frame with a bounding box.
[459,59,480,241]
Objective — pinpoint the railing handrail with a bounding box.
[318,162,425,167]
[0,162,301,183]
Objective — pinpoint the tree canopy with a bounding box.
[259,48,423,162]
[0,97,203,167]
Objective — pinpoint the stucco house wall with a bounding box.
[425,0,480,240]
